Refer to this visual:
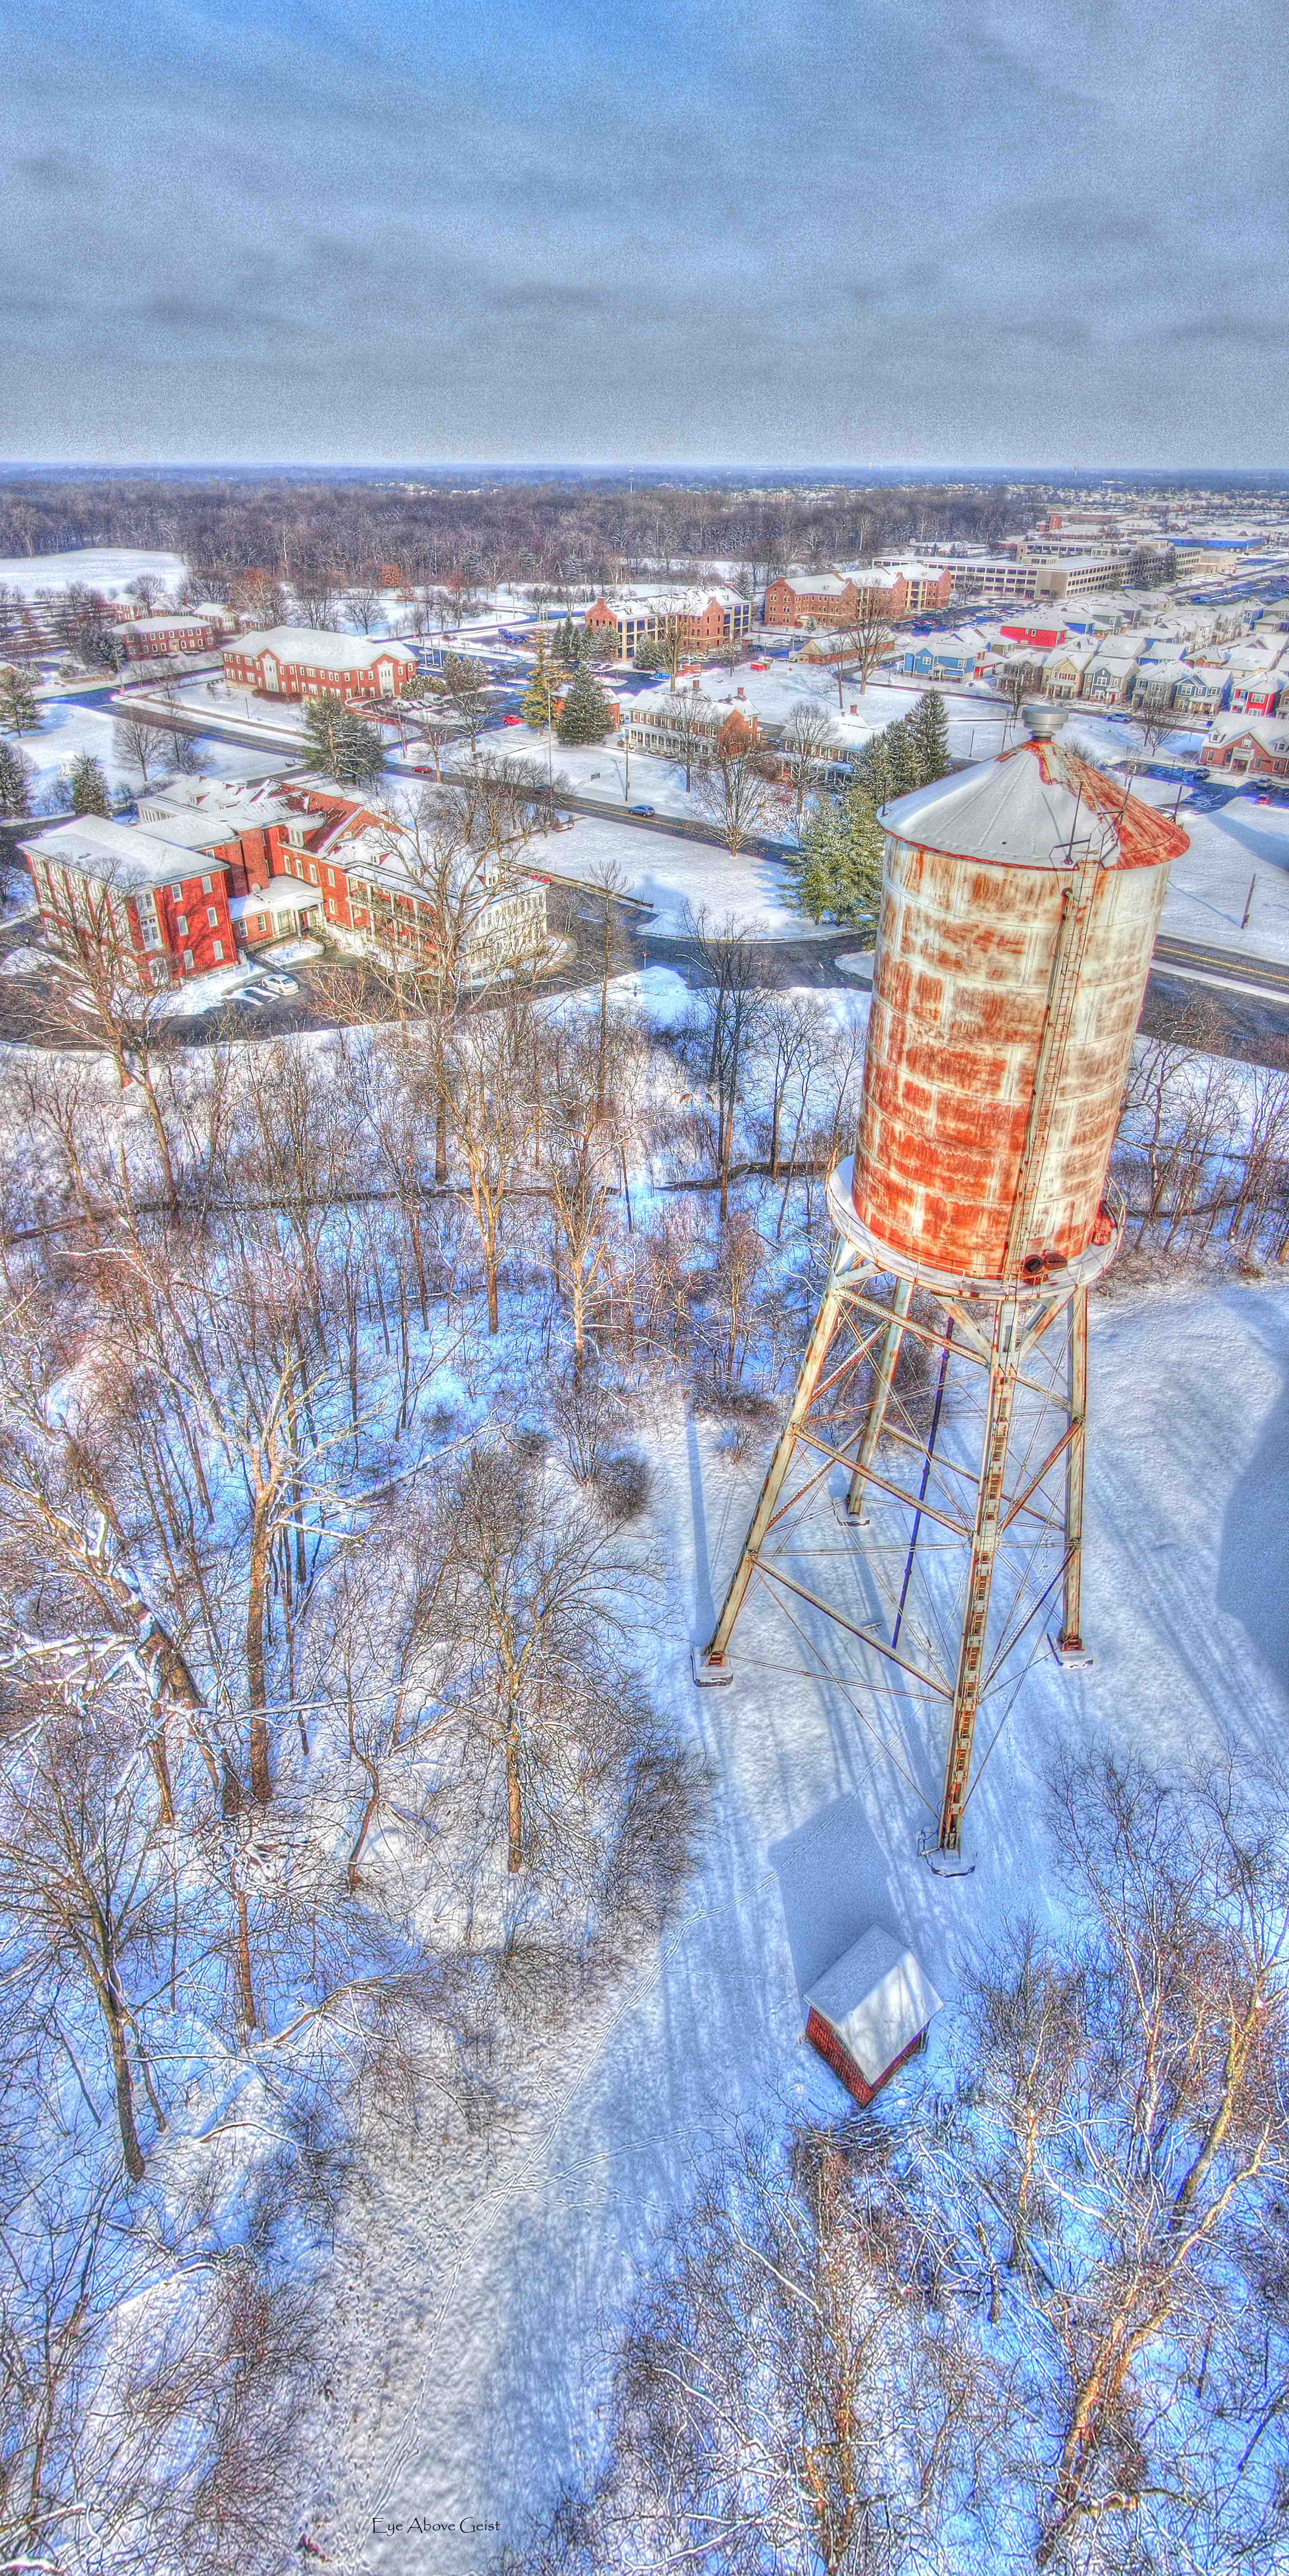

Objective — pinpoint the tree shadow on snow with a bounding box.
[1216,1317,1289,1693]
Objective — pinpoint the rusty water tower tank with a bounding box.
[851,710,1189,1284]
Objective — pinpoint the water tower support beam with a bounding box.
[698,1242,866,1674]
[846,1274,913,1521]
[937,1297,1023,1853]
[1057,1283,1089,1656]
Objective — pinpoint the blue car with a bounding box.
[629,802,656,816]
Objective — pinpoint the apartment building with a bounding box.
[584,587,751,659]
[121,611,227,660]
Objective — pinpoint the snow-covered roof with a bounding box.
[227,627,418,669]
[24,816,230,892]
[228,876,323,919]
[116,809,251,852]
[124,611,218,636]
[806,1927,942,2085]
[139,779,291,827]
[1208,712,1289,750]
[880,717,1190,873]
[778,571,854,597]
[834,564,903,591]
[877,558,951,583]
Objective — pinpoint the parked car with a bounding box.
[749,659,769,670]
[503,714,523,725]
[629,803,656,816]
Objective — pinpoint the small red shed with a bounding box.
[804,1926,942,2108]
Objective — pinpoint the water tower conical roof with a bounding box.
[878,720,1189,873]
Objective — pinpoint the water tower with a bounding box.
[696,711,1188,1866]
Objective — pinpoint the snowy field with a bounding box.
[311,1257,1289,2571]
[0,544,187,601]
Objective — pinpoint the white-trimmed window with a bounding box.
[206,906,218,927]
[176,915,188,937]
[213,940,224,961]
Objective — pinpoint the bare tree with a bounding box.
[780,703,838,833]
[686,906,770,1218]
[112,711,162,788]
[693,742,779,858]
[440,1443,643,1875]
[0,1715,170,2180]
[835,589,895,708]
[434,651,491,758]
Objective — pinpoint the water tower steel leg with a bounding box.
[846,1273,913,1520]
[937,1298,1022,1854]
[1058,1284,1088,1653]
[700,1249,858,1670]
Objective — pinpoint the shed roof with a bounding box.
[880,719,1190,873]
[806,1927,942,2084]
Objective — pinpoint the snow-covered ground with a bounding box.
[537,808,816,938]
[0,545,188,601]
[14,694,295,812]
[314,1258,1289,2572]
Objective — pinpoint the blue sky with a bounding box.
[2,0,1285,467]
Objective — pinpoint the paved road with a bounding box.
[1152,932,1289,999]
[545,784,794,861]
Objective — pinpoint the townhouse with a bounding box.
[1201,714,1289,778]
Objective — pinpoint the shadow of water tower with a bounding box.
[695,708,1189,1870]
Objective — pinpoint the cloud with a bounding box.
[0,0,1285,464]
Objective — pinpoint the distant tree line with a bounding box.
[0,472,1030,611]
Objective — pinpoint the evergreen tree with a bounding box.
[790,781,885,928]
[633,639,663,672]
[909,689,950,784]
[853,730,894,808]
[552,614,580,669]
[884,716,921,798]
[556,664,612,746]
[837,781,886,923]
[302,693,385,787]
[0,666,40,735]
[0,740,32,817]
[522,645,556,728]
[69,751,111,816]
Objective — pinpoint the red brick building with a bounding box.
[584,588,751,659]
[222,627,418,702]
[21,778,547,988]
[121,612,223,660]
[764,569,912,629]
